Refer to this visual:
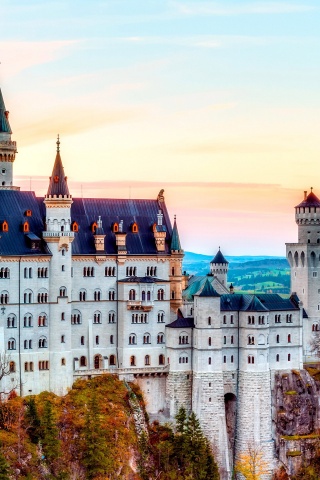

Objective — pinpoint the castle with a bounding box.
[0,87,317,479]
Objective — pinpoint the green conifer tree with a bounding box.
[40,400,60,462]
[25,397,41,444]
[0,449,10,480]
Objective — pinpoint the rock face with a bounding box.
[273,369,320,476]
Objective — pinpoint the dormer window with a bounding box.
[132,222,138,233]
[72,221,79,232]
[2,221,8,232]
[54,175,59,183]
[23,221,29,233]
[91,222,97,233]
[25,210,32,217]
[112,222,119,233]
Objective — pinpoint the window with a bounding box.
[91,222,97,233]
[231,355,234,363]
[2,221,8,232]
[132,222,138,233]
[71,311,81,324]
[110,335,114,344]
[157,289,164,301]
[109,355,116,366]
[223,315,226,324]
[0,291,9,304]
[158,311,165,323]
[159,354,165,365]
[24,339,32,349]
[313,324,320,332]
[157,333,164,344]
[108,311,116,323]
[94,311,101,324]
[94,289,101,301]
[38,268,48,278]
[230,315,234,324]
[130,356,136,366]
[208,316,211,326]
[80,356,87,367]
[71,221,79,232]
[143,334,151,344]
[286,314,293,323]
[231,335,234,344]
[112,223,119,233]
[129,334,137,345]
[9,361,15,373]
[179,356,188,364]
[81,336,85,346]
[275,314,281,323]
[179,335,189,345]
[0,267,10,279]
[223,356,226,363]
[61,358,66,366]
[171,291,175,299]
[62,265,65,271]
[7,315,16,328]
[142,290,146,301]
[248,336,254,345]
[248,316,255,325]
[61,335,65,343]
[24,314,32,327]
[313,272,318,277]
[96,335,99,345]
[39,361,49,370]
[7,338,16,350]
[108,289,115,300]
[276,354,280,362]
[131,313,148,324]
[39,337,47,348]
[258,316,265,325]
[129,289,136,301]
[147,266,157,276]
[224,336,226,345]
[276,334,280,343]
[145,355,150,366]
[208,357,212,365]
[25,362,33,372]
[79,290,86,301]
[288,353,291,361]
[59,287,66,297]
[37,291,48,303]
[126,267,137,276]
[61,312,65,321]
[105,267,116,277]
[38,314,48,327]
[288,334,291,343]
[83,266,95,277]
[248,355,254,364]
[94,355,101,369]
[208,337,211,346]
[23,221,29,232]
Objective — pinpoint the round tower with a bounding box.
[0,88,18,190]
[210,248,229,286]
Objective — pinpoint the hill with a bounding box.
[183,252,291,294]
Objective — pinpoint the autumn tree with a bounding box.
[24,397,41,444]
[235,443,269,480]
[0,449,10,480]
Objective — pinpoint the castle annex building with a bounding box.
[0,88,316,479]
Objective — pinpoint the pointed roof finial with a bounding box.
[46,137,70,197]
[171,215,182,252]
[311,186,313,192]
[56,134,60,153]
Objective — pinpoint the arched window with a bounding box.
[61,335,65,343]
[129,334,137,345]
[0,267,10,279]
[248,355,254,364]
[71,221,79,232]
[223,356,226,363]
[129,289,136,301]
[231,335,234,344]
[143,333,151,344]
[159,354,165,365]
[130,356,136,366]
[23,221,29,232]
[94,311,101,324]
[94,289,101,301]
[231,355,234,363]
[7,315,16,328]
[288,334,291,343]
[2,221,8,232]
[91,222,98,233]
[208,357,212,365]
[288,353,291,361]
[157,289,164,301]
[81,336,85,345]
[248,336,254,345]
[157,333,164,344]
[230,315,234,324]
[94,355,101,369]
[71,310,81,324]
[141,290,146,301]
[112,223,119,233]
[144,355,150,366]
[108,289,115,300]
[95,335,99,345]
[108,311,116,323]
[208,316,211,326]
[38,314,48,327]
[37,290,48,303]
[158,311,165,323]
[79,289,86,301]
[39,337,47,348]
[7,338,16,350]
[61,358,66,366]
[208,337,212,346]
[59,287,67,297]
[80,356,87,367]
[9,361,15,373]
[132,222,138,233]
[276,354,280,362]
[23,314,32,327]
[1,291,9,304]
[109,355,116,366]
[223,315,227,324]
[110,335,114,344]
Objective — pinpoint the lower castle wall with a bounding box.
[236,371,275,479]
[134,375,167,415]
[166,371,192,417]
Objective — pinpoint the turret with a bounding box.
[210,248,229,286]
[294,188,320,244]
[169,215,184,314]
[0,88,18,190]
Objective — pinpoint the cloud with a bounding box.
[171,1,316,16]
[0,40,79,78]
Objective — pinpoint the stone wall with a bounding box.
[166,371,192,416]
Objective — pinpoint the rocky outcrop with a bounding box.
[273,369,320,476]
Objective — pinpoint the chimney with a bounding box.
[304,191,307,200]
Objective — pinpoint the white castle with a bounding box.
[0,87,317,479]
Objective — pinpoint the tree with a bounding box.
[0,449,10,480]
[0,353,19,398]
[40,400,61,463]
[235,443,269,480]
[309,333,320,357]
[24,397,41,444]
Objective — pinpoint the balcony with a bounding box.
[73,365,169,377]
[43,231,75,238]
[127,300,154,311]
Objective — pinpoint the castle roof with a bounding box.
[219,293,300,312]
[170,216,182,251]
[211,248,228,265]
[166,312,195,329]
[198,279,220,297]
[0,89,12,134]
[46,139,70,197]
[295,190,320,208]
[242,295,269,312]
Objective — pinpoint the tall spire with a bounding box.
[0,89,12,134]
[171,215,182,251]
[46,136,70,197]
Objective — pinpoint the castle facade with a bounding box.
[0,87,316,479]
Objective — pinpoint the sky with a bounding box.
[1,0,320,256]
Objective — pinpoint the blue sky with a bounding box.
[1,1,320,254]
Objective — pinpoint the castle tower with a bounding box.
[43,137,74,394]
[169,216,184,316]
[286,189,320,359]
[210,248,229,286]
[0,88,18,190]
